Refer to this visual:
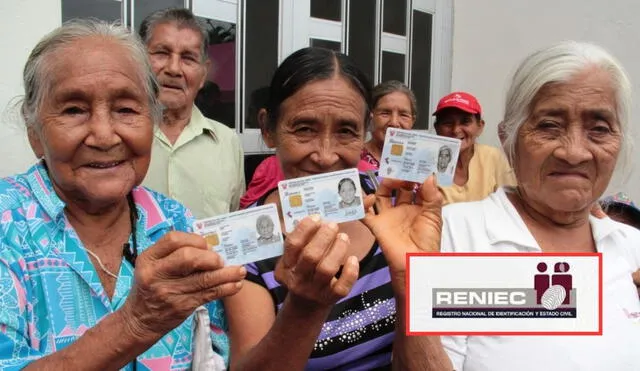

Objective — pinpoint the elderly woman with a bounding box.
[360,80,418,170]
[0,20,246,369]
[433,92,516,204]
[224,47,449,371]
[439,41,640,370]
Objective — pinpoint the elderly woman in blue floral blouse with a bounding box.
[0,19,245,370]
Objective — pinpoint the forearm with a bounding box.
[392,294,452,371]
[234,296,331,371]
[24,309,159,371]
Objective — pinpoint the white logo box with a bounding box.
[407,253,602,335]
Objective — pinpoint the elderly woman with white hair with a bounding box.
[0,19,246,370]
[436,41,640,370]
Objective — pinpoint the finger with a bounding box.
[330,255,359,298]
[314,233,350,283]
[632,269,640,287]
[295,222,340,277]
[374,178,400,210]
[418,174,443,209]
[395,182,417,206]
[363,194,377,216]
[196,280,245,304]
[175,265,247,294]
[158,247,224,277]
[590,202,607,219]
[282,215,323,268]
[146,231,209,260]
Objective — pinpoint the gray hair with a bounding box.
[372,80,418,117]
[138,8,209,62]
[501,41,633,176]
[21,19,162,129]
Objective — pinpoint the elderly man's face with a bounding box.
[146,22,208,113]
[513,68,621,215]
[28,37,153,209]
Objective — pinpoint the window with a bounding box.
[60,0,452,151]
[311,0,342,22]
[244,0,279,130]
[61,0,122,23]
[410,10,433,129]
[195,18,236,129]
[310,38,341,52]
[133,0,185,31]
[347,0,376,83]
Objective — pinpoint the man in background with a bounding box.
[139,8,245,218]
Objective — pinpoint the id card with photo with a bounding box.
[193,204,284,266]
[278,168,365,232]
[378,128,462,186]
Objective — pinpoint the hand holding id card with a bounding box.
[278,168,365,232]
[378,128,461,186]
[193,204,284,265]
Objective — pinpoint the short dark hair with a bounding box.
[138,8,209,62]
[265,47,372,132]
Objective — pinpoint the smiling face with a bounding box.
[512,67,621,215]
[371,91,415,145]
[263,76,367,180]
[28,36,154,211]
[434,108,484,152]
[146,22,208,113]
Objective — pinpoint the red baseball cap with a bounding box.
[432,92,482,116]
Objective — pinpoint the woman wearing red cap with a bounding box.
[433,92,516,203]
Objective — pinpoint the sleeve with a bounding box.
[244,262,267,286]
[441,336,468,371]
[229,135,246,212]
[0,253,43,370]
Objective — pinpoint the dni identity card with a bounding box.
[378,128,461,186]
[193,204,284,265]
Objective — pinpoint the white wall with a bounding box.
[0,0,61,176]
[451,0,640,201]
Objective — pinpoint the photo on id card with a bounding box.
[193,204,284,266]
[379,128,461,186]
[278,168,366,232]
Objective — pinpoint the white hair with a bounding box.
[21,19,162,129]
[501,41,633,179]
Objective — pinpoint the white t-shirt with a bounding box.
[440,188,640,371]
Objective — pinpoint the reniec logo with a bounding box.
[432,261,577,318]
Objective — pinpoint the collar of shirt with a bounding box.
[154,105,219,150]
[25,160,177,236]
[485,187,627,249]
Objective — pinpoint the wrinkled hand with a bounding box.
[274,216,359,311]
[121,231,246,340]
[362,175,443,294]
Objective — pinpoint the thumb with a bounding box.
[590,202,607,219]
[418,174,444,215]
[415,175,444,253]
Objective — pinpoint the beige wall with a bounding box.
[451,0,640,201]
[0,0,61,176]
